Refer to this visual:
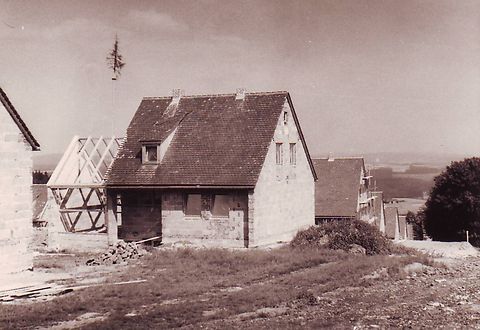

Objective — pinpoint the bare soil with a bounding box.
[2,247,480,329]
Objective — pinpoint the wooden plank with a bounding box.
[76,136,103,184]
[94,137,117,177]
[47,135,79,187]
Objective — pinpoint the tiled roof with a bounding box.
[0,87,40,151]
[384,207,399,239]
[313,158,365,218]
[107,91,315,187]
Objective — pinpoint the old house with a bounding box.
[313,157,374,224]
[0,87,40,273]
[384,206,400,240]
[105,90,316,247]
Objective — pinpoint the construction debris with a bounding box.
[86,241,146,266]
[0,279,147,303]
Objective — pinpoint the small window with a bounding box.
[276,143,283,165]
[146,146,158,162]
[212,195,230,217]
[142,144,160,164]
[201,194,213,212]
[283,111,288,124]
[185,194,201,216]
[289,143,296,165]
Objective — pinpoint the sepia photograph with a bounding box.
[0,0,479,328]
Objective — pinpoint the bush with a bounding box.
[423,157,480,246]
[291,220,393,255]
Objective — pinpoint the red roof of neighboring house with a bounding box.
[313,158,365,218]
[0,87,40,151]
[107,91,315,187]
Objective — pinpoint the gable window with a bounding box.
[142,143,160,164]
[276,143,283,165]
[283,110,288,124]
[289,143,297,165]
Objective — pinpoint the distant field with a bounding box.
[386,198,426,215]
[373,175,433,200]
[392,172,438,181]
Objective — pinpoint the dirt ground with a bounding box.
[3,244,480,329]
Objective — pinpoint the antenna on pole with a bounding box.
[106,34,126,135]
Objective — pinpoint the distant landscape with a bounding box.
[35,151,470,200]
[313,152,472,200]
[32,153,62,172]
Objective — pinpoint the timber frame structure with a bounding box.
[47,136,123,233]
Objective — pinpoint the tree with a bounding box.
[423,157,480,246]
[106,34,125,80]
[406,211,423,240]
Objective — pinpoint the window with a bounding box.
[276,143,283,165]
[185,194,232,218]
[185,194,201,216]
[289,143,297,165]
[212,195,230,217]
[142,144,160,164]
[283,110,288,124]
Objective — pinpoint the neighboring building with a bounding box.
[384,206,400,240]
[0,87,40,273]
[398,215,408,240]
[313,157,374,224]
[106,90,316,247]
[372,191,386,233]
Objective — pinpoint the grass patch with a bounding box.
[0,245,432,329]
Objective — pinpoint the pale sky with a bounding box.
[1,0,479,157]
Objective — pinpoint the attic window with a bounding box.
[283,111,288,124]
[276,143,283,165]
[289,143,297,165]
[142,144,160,164]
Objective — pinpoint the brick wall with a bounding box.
[250,100,315,246]
[0,108,33,273]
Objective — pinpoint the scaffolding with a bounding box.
[47,136,123,233]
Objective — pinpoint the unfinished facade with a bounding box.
[46,136,123,250]
[106,90,317,247]
[313,157,374,224]
[0,87,40,273]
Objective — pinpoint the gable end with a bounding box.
[0,88,40,151]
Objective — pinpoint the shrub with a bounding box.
[291,220,393,255]
[423,157,480,246]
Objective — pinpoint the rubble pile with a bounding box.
[86,241,145,266]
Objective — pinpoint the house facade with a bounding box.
[384,206,400,240]
[0,88,40,273]
[106,90,316,247]
[313,157,374,224]
[372,191,386,233]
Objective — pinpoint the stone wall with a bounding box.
[48,232,108,253]
[250,100,315,246]
[161,190,248,248]
[0,107,33,273]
